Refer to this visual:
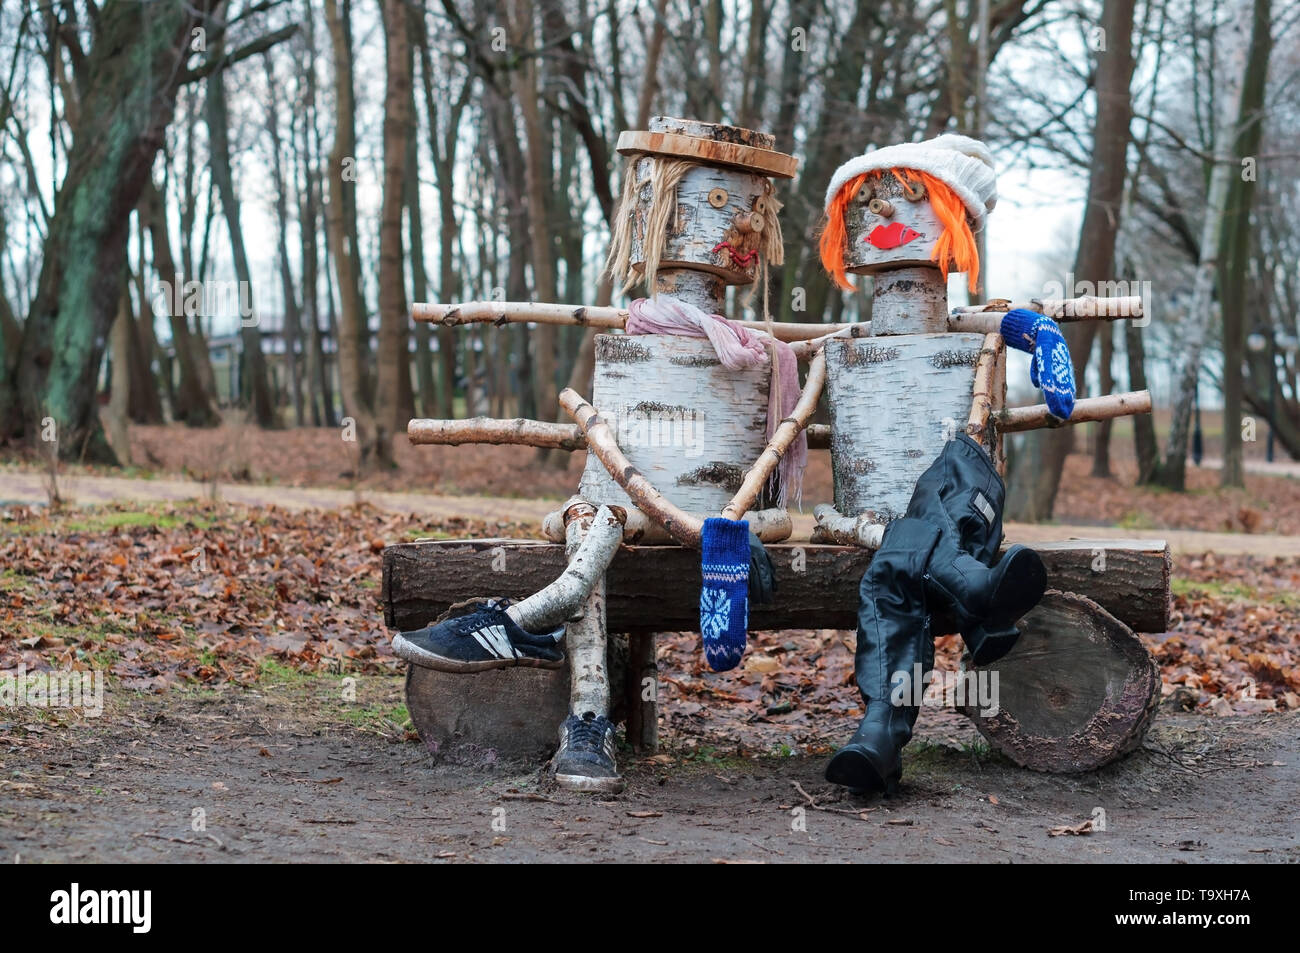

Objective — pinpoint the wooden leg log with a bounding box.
[962,590,1160,772]
[507,503,623,633]
[563,507,612,719]
[625,632,658,754]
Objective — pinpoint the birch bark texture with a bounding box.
[578,334,774,519]
[1159,0,1253,490]
[825,332,984,522]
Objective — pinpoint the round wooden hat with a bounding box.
[616,116,799,179]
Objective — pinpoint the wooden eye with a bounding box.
[752,196,767,215]
[868,198,894,216]
[856,187,874,204]
[707,188,729,208]
[902,179,926,202]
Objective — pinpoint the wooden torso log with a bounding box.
[578,333,772,517]
[825,332,984,522]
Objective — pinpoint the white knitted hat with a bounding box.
[822,134,998,232]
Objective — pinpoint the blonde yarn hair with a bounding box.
[605,158,786,299]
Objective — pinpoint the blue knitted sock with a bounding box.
[1000,309,1076,420]
[700,517,751,672]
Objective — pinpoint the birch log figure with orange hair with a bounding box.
[814,136,1064,795]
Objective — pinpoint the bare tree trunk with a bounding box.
[324,0,377,461]
[1155,0,1253,490]
[375,0,414,463]
[635,0,670,129]
[206,53,276,428]
[105,283,134,465]
[8,0,216,461]
[1092,323,1114,476]
[130,216,166,425]
[266,61,306,427]
[1008,0,1135,520]
[415,1,467,420]
[125,267,164,425]
[299,0,335,427]
[510,0,558,430]
[1217,0,1272,487]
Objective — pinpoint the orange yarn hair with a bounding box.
[819,168,981,293]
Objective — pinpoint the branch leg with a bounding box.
[563,506,611,719]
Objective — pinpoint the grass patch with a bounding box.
[4,504,219,537]
[1117,510,1158,530]
[1171,577,1257,602]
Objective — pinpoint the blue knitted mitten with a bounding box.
[1001,308,1076,420]
[700,517,751,672]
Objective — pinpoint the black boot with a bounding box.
[905,434,1046,665]
[825,518,941,794]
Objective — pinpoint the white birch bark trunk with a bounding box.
[1163,0,1252,482]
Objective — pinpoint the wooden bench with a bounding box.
[384,537,1170,770]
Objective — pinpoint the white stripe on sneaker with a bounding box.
[470,629,505,658]
[483,624,519,659]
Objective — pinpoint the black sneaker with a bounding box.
[391,600,565,672]
[552,712,625,794]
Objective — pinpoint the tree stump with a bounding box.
[962,590,1160,772]
[405,635,629,764]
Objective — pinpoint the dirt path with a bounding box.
[2,469,1296,556]
[1,676,1294,863]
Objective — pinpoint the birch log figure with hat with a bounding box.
[392,118,810,792]
[814,134,1161,793]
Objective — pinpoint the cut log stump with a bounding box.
[963,590,1161,773]
[405,635,628,764]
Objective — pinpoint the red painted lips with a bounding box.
[866,222,921,250]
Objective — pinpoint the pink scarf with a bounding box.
[626,296,805,508]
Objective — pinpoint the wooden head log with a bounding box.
[720,351,827,521]
[408,416,586,451]
[966,332,1004,440]
[560,388,705,547]
[997,389,1152,433]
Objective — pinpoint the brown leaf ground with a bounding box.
[2,500,1297,862]
[2,500,1296,723]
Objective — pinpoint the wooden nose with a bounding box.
[868,198,894,217]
